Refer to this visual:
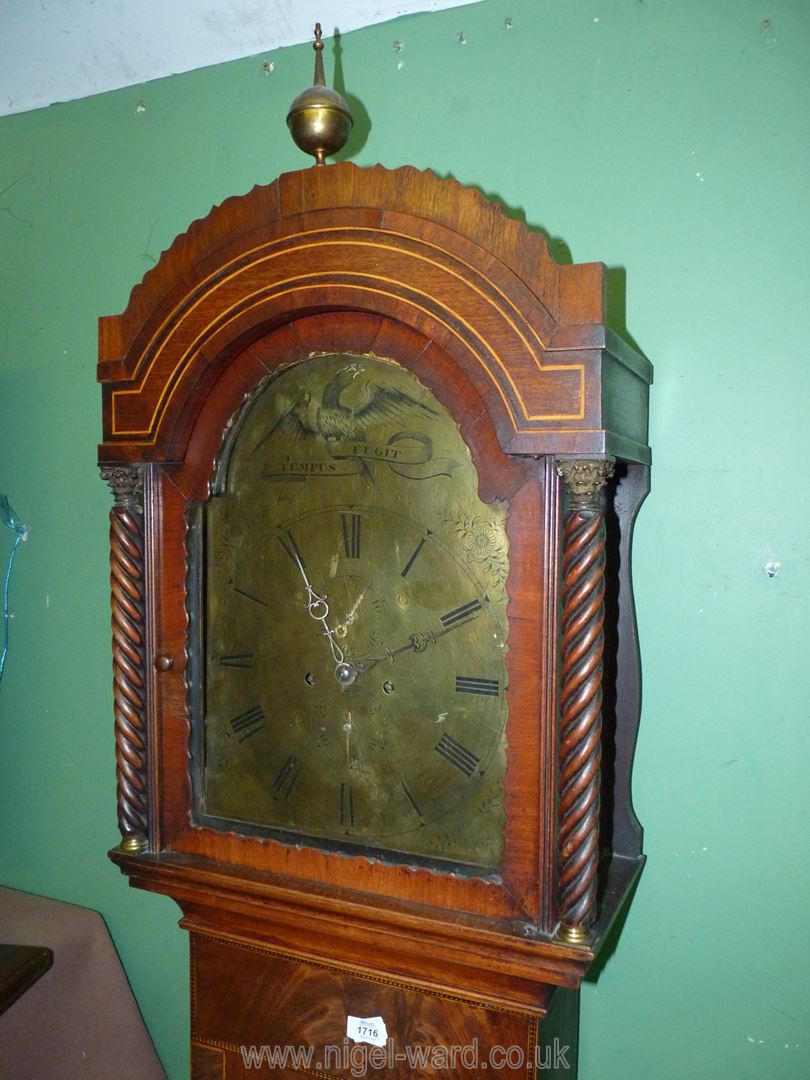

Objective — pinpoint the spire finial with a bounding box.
[286,23,353,166]
[312,23,325,87]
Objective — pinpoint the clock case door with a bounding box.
[98,163,651,1011]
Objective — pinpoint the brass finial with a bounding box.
[312,21,326,87]
[287,23,353,166]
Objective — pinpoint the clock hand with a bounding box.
[347,614,480,678]
[286,547,354,684]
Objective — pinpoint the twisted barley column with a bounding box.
[101,465,149,853]
[555,459,614,945]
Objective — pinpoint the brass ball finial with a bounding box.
[287,23,353,166]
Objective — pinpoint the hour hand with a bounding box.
[332,645,399,684]
[350,626,452,673]
[345,607,480,681]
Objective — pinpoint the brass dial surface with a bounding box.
[199,352,509,870]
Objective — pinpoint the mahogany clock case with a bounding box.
[98,163,650,1039]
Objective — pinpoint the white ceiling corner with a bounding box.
[0,0,486,117]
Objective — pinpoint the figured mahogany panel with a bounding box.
[190,933,543,1079]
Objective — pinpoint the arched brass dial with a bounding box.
[197,353,510,871]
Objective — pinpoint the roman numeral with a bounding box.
[339,782,355,827]
[218,653,254,669]
[434,733,480,777]
[439,598,482,630]
[401,781,422,820]
[341,513,361,559]
[278,530,305,569]
[455,675,500,697]
[229,705,265,742]
[272,755,299,798]
[401,537,426,577]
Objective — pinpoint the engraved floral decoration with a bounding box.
[212,520,234,569]
[476,782,503,817]
[442,508,508,589]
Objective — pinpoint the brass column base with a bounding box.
[555,922,593,948]
[117,835,148,855]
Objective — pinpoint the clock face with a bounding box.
[195,352,510,871]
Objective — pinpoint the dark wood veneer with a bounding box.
[100,163,650,1077]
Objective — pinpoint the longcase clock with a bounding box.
[99,40,650,1076]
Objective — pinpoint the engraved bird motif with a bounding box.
[254,363,438,452]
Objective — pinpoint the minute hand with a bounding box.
[283,544,348,675]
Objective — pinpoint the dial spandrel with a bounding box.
[198,352,509,872]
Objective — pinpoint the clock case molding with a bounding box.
[98,162,650,1051]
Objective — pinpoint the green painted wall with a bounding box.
[1,1,808,1076]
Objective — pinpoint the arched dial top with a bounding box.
[194,351,510,871]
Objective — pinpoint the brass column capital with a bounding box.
[100,464,143,507]
[556,458,615,508]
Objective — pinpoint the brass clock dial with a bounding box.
[196,353,510,871]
